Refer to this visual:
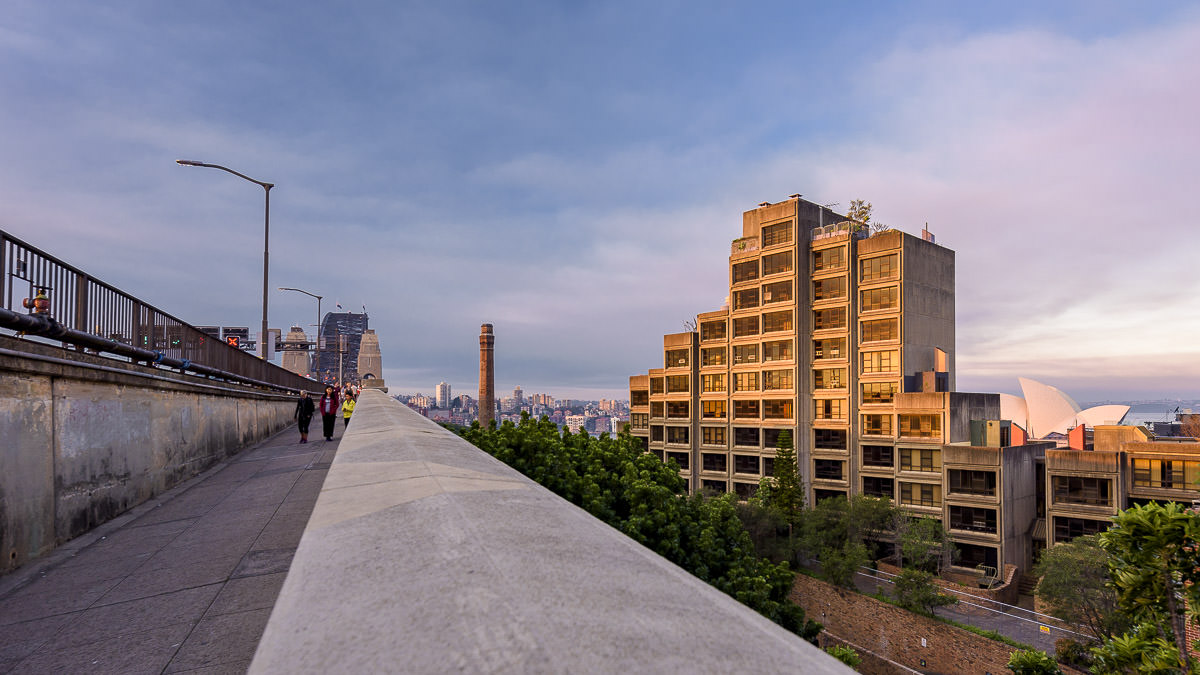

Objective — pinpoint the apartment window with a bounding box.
[702,400,727,419]
[949,506,997,534]
[861,286,899,312]
[733,288,759,310]
[734,400,760,419]
[813,368,846,390]
[762,310,793,333]
[733,481,758,500]
[703,453,728,472]
[666,426,689,445]
[650,377,665,394]
[814,459,844,481]
[763,399,793,419]
[862,444,894,467]
[813,307,846,330]
[762,339,792,362]
[734,454,761,475]
[816,485,844,502]
[763,457,775,476]
[664,349,689,368]
[862,414,893,436]
[812,247,846,272]
[702,427,726,445]
[666,401,689,418]
[815,428,847,450]
[631,391,649,406]
[814,398,845,420]
[650,402,664,418]
[761,251,793,276]
[813,277,846,301]
[862,350,898,374]
[1132,459,1200,490]
[957,544,998,570]
[733,344,759,364]
[860,253,899,282]
[734,427,760,447]
[701,320,727,342]
[701,347,726,367]
[948,470,996,496]
[651,425,664,442]
[861,381,898,404]
[900,447,941,473]
[666,451,689,471]
[899,414,942,439]
[899,482,942,508]
[733,371,758,392]
[863,476,895,498]
[1052,476,1114,506]
[702,479,727,494]
[666,375,689,393]
[701,374,726,393]
[813,337,845,360]
[762,369,793,391]
[762,428,788,449]
[1053,516,1109,541]
[732,261,758,284]
[630,413,649,430]
[762,280,793,304]
[761,221,793,247]
[733,316,759,338]
[861,318,899,343]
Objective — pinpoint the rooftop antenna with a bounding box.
[820,202,839,228]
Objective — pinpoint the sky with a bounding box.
[2,1,1198,403]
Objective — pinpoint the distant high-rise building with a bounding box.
[513,386,523,409]
[313,312,368,384]
[436,382,452,409]
[280,326,310,376]
[479,324,495,427]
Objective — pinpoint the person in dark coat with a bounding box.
[318,385,340,442]
[294,391,316,444]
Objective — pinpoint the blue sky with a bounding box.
[3,1,1199,402]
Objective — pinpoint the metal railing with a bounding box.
[1,228,322,394]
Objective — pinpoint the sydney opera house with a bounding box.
[999,377,1129,440]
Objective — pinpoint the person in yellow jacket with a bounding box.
[342,394,356,427]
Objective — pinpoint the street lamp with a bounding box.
[278,286,322,373]
[176,159,275,359]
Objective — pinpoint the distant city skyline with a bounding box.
[3,2,1199,402]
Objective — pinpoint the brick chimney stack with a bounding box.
[478,323,495,427]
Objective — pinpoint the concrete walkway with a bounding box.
[0,419,342,674]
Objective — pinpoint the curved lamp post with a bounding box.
[176,159,275,359]
[278,286,323,371]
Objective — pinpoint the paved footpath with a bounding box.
[0,421,342,674]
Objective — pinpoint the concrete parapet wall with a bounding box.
[251,391,849,673]
[0,335,298,573]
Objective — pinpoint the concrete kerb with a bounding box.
[251,391,851,673]
[0,424,299,600]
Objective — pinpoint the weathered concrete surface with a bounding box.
[0,422,338,673]
[252,391,849,673]
[0,334,303,573]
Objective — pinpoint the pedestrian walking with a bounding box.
[319,385,340,441]
[294,391,315,444]
[342,393,356,427]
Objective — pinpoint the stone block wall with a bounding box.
[0,336,299,573]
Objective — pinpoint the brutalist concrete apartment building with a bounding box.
[630,197,1037,572]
